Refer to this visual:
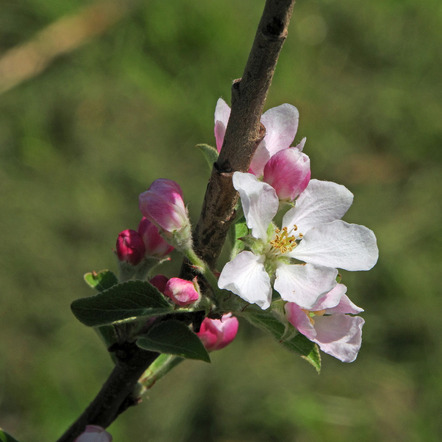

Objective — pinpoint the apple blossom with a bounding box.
[163,277,200,307]
[197,314,239,351]
[218,172,378,310]
[74,425,112,442]
[116,229,145,265]
[285,284,364,362]
[214,98,301,177]
[149,274,169,293]
[139,178,192,251]
[138,217,174,257]
[263,146,311,201]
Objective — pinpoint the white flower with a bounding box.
[218,173,378,310]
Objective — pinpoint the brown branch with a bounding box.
[57,344,158,442]
[58,1,296,440]
[192,0,296,269]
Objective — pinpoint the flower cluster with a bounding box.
[216,100,378,362]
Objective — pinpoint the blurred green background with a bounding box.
[1,0,441,440]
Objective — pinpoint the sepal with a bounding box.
[240,307,321,372]
[196,143,219,169]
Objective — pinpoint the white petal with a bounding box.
[232,172,279,240]
[274,262,338,309]
[312,283,348,310]
[218,251,272,310]
[291,220,379,271]
[282,179,354,234]
[261,104,299,156]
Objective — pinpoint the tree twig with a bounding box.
[191,0,296,269]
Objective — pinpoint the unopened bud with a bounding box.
[263,147,311,201]
[197,314,239,351]
[138,217,174,258]
[139,179,192,251]
[74,425,112,442]
[116,229,145,265]
[163,277,199,307]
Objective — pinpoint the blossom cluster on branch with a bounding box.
[69,98,377,442]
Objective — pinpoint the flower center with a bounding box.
[269,226,299,254]
[302,309,326,325]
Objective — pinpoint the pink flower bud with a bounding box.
[263,147,311,201]
[116,229,145,265]
[163,277,199,307]
[149,274,169,293]
[139,179,189,234]
[138,217,174,257]
[74,425,112,442]
[197,314,239,351]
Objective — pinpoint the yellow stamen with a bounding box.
[269,227,298,254]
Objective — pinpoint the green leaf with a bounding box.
[0,429,20,442]
[231,217,249,258]
[71,280,173,327]
[196,143,219,169]
[84,270,118,291]
[241,308,321,372]
[137,319,210,362]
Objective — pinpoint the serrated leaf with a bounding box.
[137,319,210,362]
[84,270,118,291]
[241,309,321,372]
[0,429,20,442]
[196,143,219,169]
[71,280,173,327]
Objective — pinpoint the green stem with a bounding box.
[185,248,220,293]
[139,354,184,390]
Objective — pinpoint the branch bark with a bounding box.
[58,1,296,440]
[192,0,296,269]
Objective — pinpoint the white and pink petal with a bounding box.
[250,104,299,176]
[312,314,364,363]
[214,98,231,152]
[274,262,337,309]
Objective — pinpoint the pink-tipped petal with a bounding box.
[139,179,189,233]
[138,217,174,257]
[214,98,231,152]
[164,277,199,307]
[313,314,364,363]
[250,104,299,176]
[263,148,311,201]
